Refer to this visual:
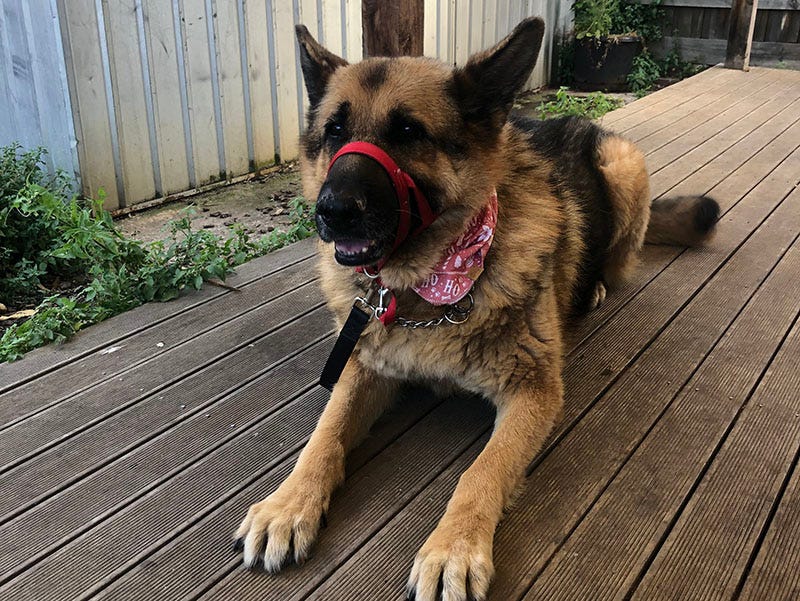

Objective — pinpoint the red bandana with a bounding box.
[412,190,498,305]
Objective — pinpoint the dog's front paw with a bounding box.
[407,518,495,601]
[233,479,327,572]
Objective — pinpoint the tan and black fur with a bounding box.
[233,17,719,601]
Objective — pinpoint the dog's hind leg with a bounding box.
[590,280,607,310]
[234,358,398,571]
[596,135,651,287]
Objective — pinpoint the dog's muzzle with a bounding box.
[327,141,439,273]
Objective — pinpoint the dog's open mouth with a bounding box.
[333,239,382,266]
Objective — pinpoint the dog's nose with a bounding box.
[316,187,362,231]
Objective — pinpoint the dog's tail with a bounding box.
[645,195,720,246]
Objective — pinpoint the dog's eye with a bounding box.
[388,115,427,143]
[325,122,344,139]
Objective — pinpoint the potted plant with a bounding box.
[572,0,662,92]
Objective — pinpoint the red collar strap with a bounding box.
[328,141,438,273]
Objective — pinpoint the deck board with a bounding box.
[1,66,799,601]
[0,238,318,394]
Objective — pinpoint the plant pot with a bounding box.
[573,35,642,92]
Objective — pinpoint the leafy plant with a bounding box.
[574,0,665,40]
[609,0,664,42]
[538,87,623,119]
[659,46,706,79]
[628,51,662,96]
[573,0,618,40]
[0,144,315,362]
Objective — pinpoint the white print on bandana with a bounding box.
[413,190,498,306]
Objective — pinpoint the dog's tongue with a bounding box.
[335,239,372,254]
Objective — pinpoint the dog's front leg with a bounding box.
[407,368,563,601]
[235,357,398,571]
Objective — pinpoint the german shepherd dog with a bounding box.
[233,17,719,601]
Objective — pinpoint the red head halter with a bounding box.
[327,141,438,272]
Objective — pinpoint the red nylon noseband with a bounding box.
[327,141,438,272]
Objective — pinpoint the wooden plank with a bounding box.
[0,252,317,421]
[243,0,276,167]
[765,9,787,42]
[785,11,800,44]
[104,0,157,202]
[0,237,316,396]
[56,0,119,208]
[240,434,491,601]
[739,443,800,600]
[657,35,800,64]
[643,73,798,171]
[0,321,333,581]
[0,394,469,600]
[598,66,736,128]
[306,149,800,600]
[362,0,423,57]
[0,266,321,471]
[142,0,191,194]
[0,384,327,601]
[667,92,800,207]
[177,398,489,601]
[642,0,798,8]
[485,142,800,600]
[277,119,800,599]
[631,292,800,599]
[573,103,800,348]
[628,69,780,154]
[213,0,250,177]
[93,395,452,600]
[615,68,775,142]
[659,99,800,200]
[522,229,800,600]
[647,78,800,192]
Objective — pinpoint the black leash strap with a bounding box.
[319,302,371,391]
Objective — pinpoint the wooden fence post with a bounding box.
[725,0,759,70]
[362,0,424,57]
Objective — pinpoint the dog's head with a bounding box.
[295,18,545,270]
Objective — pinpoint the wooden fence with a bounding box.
[1,0,569,211]
[650,0,800,64]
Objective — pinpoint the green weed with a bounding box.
[0,144,314,362]
[538,87,624,120]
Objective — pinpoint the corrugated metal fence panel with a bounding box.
[55,0,362,210]
[45,0,566,209]
[423,0,571,91]
[0,0,78,181]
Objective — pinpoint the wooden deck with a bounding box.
[2,65,800,601]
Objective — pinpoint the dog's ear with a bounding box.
[452,17,545,127]
[295,25,348,109]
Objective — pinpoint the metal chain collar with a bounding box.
[355,285,474,329]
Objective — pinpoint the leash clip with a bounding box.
[355,285,392,321]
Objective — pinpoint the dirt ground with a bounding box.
[116,164,306,244]
[115,88,638,242]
